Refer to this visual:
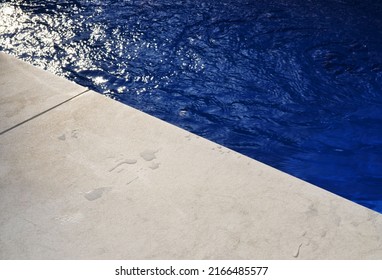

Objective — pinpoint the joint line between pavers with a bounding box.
[0,89,90,136]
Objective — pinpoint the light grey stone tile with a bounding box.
[0,52,87,133]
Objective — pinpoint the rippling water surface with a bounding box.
[1,0,382,212]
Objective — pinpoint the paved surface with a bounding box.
[0,53,87,134]
[1,52,382,259]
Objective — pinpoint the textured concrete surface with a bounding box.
[0,52,87,133]
[1,52,382,259]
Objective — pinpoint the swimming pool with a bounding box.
[1,0,382,213]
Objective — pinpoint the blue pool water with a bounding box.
[1,0,382,212]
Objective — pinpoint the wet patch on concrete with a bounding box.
[109,159,137,172]
[140,150,157,161]
[84,187,112,201]
[149,162,160,170]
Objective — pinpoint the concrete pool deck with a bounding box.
[1,52,382,259]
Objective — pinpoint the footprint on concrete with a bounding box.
[84,187,111,201]
[58,130,79,141]
[140,150,157,161]
[109,159,137,172]
[149,162,160,170]
[71,129,79,139]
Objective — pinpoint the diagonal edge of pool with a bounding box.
[1,52,381,260]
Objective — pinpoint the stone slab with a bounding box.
[0,52,87,133]
[1,88,381,259]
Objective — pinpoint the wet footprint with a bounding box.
[84,187,112,201]
[109,159,137,172]
[149,162,160,170]
[140,150,158,161]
